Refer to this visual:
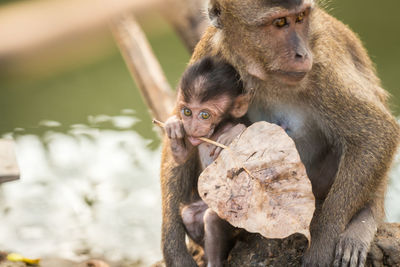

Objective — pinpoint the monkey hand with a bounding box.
[165,115,192,164]
[332,233,369,267]
[165,115,185,140]
[210,123,246,159]
[332,210,375,267]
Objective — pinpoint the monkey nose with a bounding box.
[291,51,313,73]
[294,47,309,60]
[295,52,305,59]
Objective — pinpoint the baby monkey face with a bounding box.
[179,95,232,146]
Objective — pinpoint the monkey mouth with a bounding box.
[273,70,307,83]
[187,136,203,146]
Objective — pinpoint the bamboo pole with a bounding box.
[111,15,175,122]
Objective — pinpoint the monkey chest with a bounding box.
[248,104,310,139]
[247,103,326,166]
[198,143,216,170]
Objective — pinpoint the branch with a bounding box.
[111,15,175,122]
[0,0,163,57]
[159,0,208,52]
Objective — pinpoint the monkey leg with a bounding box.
[332,204,378,267]
[204,208,236,267]
[181,200,208,245]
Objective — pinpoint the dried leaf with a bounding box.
[198,121,315,240]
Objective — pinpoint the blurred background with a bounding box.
[0,0,399,266]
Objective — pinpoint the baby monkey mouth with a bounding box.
[187,136,204,146]
[187,131,214,146]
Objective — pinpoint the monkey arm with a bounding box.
[306,85,400,264]
[160,138,200,267]
[190,27,219,64]
[308,8,399,237]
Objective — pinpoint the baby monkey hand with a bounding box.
[211,123,246,160]
[165,115,191,164]
[165,115,185,139]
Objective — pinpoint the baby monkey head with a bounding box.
[178,57,249,146]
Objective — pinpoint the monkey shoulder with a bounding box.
[191,27,219,63]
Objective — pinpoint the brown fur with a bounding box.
[160,1,399,267]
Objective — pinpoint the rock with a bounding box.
[198,121,315,240]
[227,223,400,267]
[227,232,308,267]
[153,224,400,266]
[367,223,400,266]
[81,259,110,267]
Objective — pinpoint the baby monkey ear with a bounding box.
[230,94,250,118]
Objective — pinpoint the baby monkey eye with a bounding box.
[273,17,287,28]
[296,12,305,23]
[200,111,210,120]
[182,108,192,117]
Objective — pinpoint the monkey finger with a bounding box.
[358,250,367,267]
[209,146,216,157]
[334,239,346,267]
[349,247,359,267]
[175,131,184,139]
[340,243,352,267]
[333,245,343,267]
[212,147,223,160]
[165,125,173,139]
[170,123,180,139]
[179,121,185,138]
[175,125,185,139]
[170,126,177,139]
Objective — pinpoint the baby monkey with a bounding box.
[165,57,250,267]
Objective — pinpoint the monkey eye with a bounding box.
[200,111,210,120]
[296,12,305,23]
[182,108,192,117]
[273,17,287,28]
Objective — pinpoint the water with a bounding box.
[0,13,189,264]
[0,1,399,265]
[0,120,162,264]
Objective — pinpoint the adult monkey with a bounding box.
[160,0,400,266]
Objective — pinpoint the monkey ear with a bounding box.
[230,94,250,118]
[208,0,222,29]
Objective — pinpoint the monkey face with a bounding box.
[178,96,231,146]
[209,0,314,85]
